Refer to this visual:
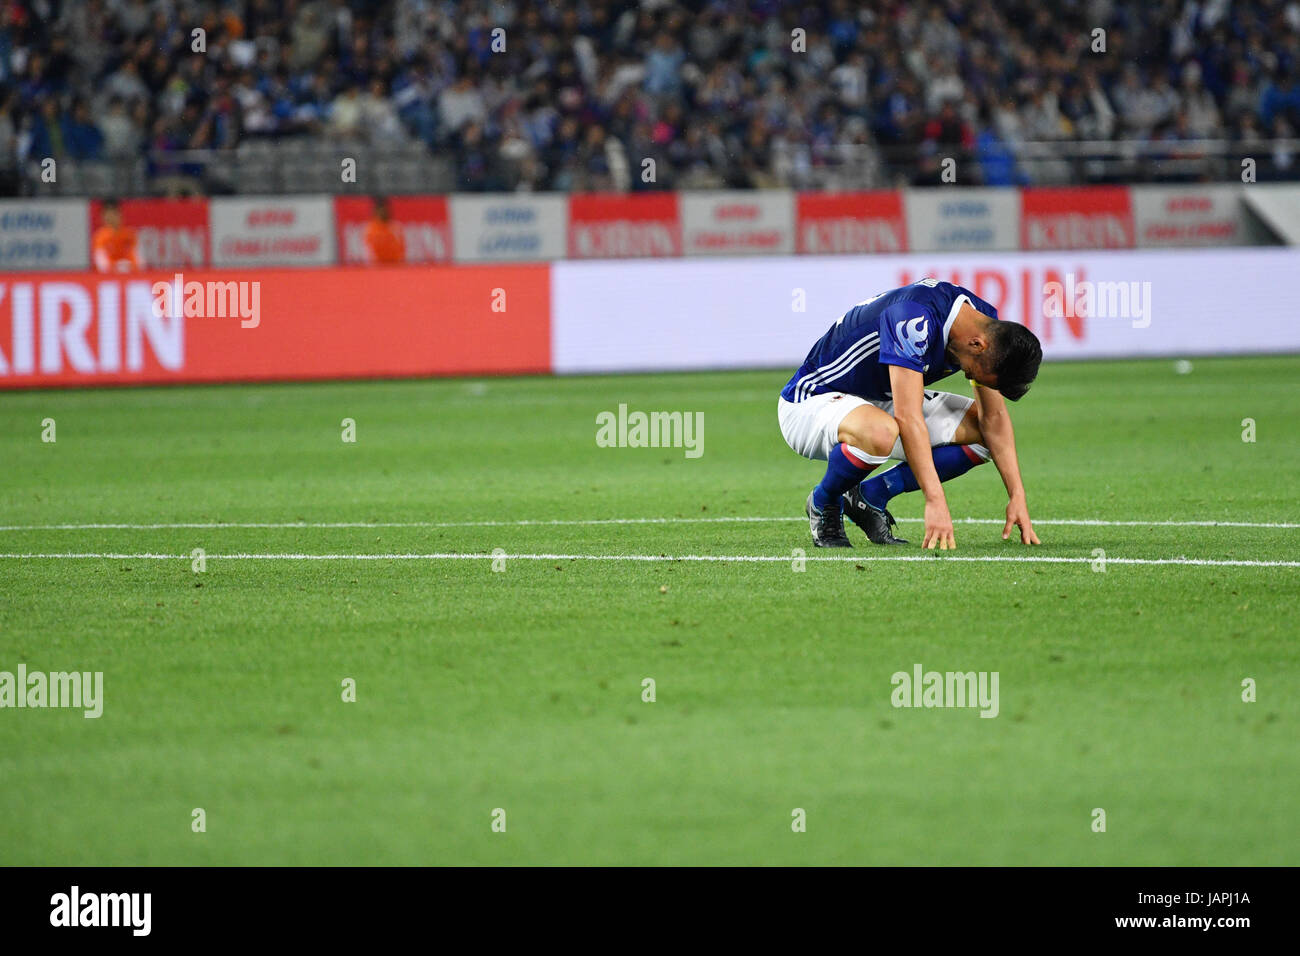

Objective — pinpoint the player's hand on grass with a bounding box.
[1003,496,1041,545]
[923,499,957,550]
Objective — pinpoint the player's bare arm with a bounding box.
[890,363,957,550]
[972,381,1041,545]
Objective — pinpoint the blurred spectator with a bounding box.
[101,98,143,159]
[644,32,684,97]
[456,120,498,191]
[0,90,17,194]
[360,79,407,144]
[1180,62,1222,139]
[438,72,488,139]
[27,100,67,161]
[63,100,104,159]
[976,121,1021,187]
[1260,67,1300,129]
[328,83,365,142]
[921,100,975,167]
[1063,73,1116,141]
[1113,66,1169,139]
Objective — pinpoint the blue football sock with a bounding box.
[812,443,880,511]
[859,444,989,510]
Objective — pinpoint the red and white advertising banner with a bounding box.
[1132,185,1247,247]
[904,187,1020,251]
[796,191,907,254]
[209,196,336,267]
[450,195,567,261]
[567,193,681,258]
[0,199,90,271]
[0,264,550,387]
[89,197,211,269]
[680,191,795,255]
[1021,186,1135,250]
[551,248,1300,373]
[7,247,1297,388]
[333,196,452,264]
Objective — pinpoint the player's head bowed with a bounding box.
[977,317,1040,400]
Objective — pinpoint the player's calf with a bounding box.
[803,405,899,548]
[851,401,991,530]
[859,442,991,517]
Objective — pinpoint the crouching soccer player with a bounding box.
[778,278,1043,550]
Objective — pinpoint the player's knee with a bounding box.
[841,416,898,458]
[954,405,984,446]
[875,417,901,456]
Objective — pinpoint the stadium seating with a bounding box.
[2,0,1298,197]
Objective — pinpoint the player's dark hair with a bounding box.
[986,321,1042,401]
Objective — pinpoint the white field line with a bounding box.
[0,552,1297,568]
[0,517,1296,531]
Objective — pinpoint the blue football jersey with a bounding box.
[780,278,999,403]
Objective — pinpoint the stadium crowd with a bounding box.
[1,0,1299,195]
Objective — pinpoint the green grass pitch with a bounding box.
[1,355,1297,865]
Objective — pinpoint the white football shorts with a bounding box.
[777,389,975,462]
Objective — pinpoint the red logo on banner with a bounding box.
[89,198,210,269]
[1140,193,1240,245]
[796,192,908,254]
[567,194,681,258]
[1021,187,1134,250]
[334,196,452,264]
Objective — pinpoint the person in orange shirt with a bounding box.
[363,196,406,264]
[92,199,139,273]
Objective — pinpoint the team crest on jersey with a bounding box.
[897,315,929,357]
